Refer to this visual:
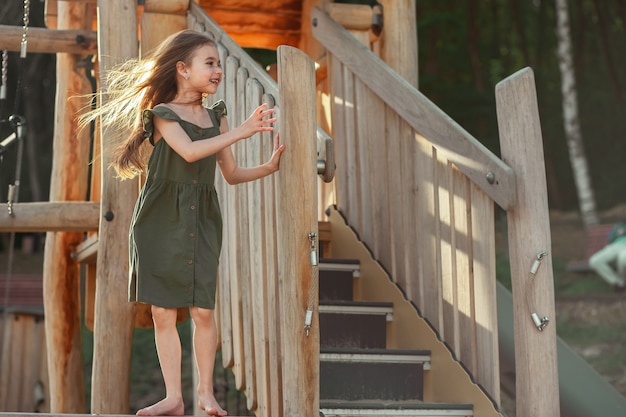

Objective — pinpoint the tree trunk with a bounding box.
[554,0,598,227]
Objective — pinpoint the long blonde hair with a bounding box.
[82,30,217,178]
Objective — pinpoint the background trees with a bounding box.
[1,0,625,214]
[416,0,626,213]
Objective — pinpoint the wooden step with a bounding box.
[320,258,361,275]
[319,258,360,301]
[320,401,473,417]
[319,300,393,349]
[320,348,431,402]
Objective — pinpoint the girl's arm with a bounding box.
[154,103,276,163]
[217,116,286,185]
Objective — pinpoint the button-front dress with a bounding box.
[128,101,226,310]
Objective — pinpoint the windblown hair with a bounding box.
[80,30,217,179]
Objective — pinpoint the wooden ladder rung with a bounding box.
[73,234,98,264]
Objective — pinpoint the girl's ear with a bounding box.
[176,61,187,78]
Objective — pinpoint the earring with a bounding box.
[184,73,189,80]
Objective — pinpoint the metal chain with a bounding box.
[21,0,30,58]
[13,0,30,113]
[304,232,319,336]
[1,50,7,101]
[3,0,31,313]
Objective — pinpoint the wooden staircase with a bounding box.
[316,222,481,417]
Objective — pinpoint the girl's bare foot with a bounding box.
[136,397,184,416]
[198,393,227,416]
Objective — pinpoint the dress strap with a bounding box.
[209,100,227,128]
[142,106,182,146]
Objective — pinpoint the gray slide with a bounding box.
[497,282,626,417]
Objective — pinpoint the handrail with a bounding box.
[189,2,335,184]
[311,5,501,403]
[188,5,320,417]
[311,7,516,210]
[311,5,560,416]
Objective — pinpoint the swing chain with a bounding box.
[21,0,31,58]
[1,50,7,101]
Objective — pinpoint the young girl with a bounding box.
[86,30,285,416]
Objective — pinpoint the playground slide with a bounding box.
[497,282,626,417]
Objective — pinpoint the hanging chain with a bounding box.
[21,0,30,58]
[3,0,31,313]
[12,0,29,115]
[1,50,7,101]
[304,232,319,336]
[526,251,550,331]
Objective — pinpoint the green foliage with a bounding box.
[417,0,626,210]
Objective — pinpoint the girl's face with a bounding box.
[184,44,222,94]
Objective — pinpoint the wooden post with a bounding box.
[276,46,319,417]
[141,0,189,54]
[377,0,418,88]
[42,0,93,412]
[299,0,331,61]
[90,0,138,414]
[496,68,560,417]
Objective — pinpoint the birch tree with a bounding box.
[555,0,599,227]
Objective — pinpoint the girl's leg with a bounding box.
[190,306,227,416]
[136,306,185,416]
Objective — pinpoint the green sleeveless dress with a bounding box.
[128,101,227,309]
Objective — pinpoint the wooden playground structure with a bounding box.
[0,1,562,417]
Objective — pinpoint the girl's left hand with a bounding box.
[267,133,286,172]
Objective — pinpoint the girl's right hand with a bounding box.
[238,103,276,139]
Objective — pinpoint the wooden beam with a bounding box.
[378,0,418,87]
[276,45,320,417]
[496,68,560,417]
[0,202,99,232]
[0,25,96,54]
[299,0,331,61]
[327,3,373,31]
[144,0,189,15]
[90,0,139,414]
[42,1,95,412]
[198,7,301,49]
[73,233,98,263]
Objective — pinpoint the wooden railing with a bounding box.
[188,4,560,417]
[188,4,320,417]
[311,7,559,417]
[312,7,500,399]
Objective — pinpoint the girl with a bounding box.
[85,30,285,416]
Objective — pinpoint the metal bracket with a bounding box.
[316,129,335,183]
